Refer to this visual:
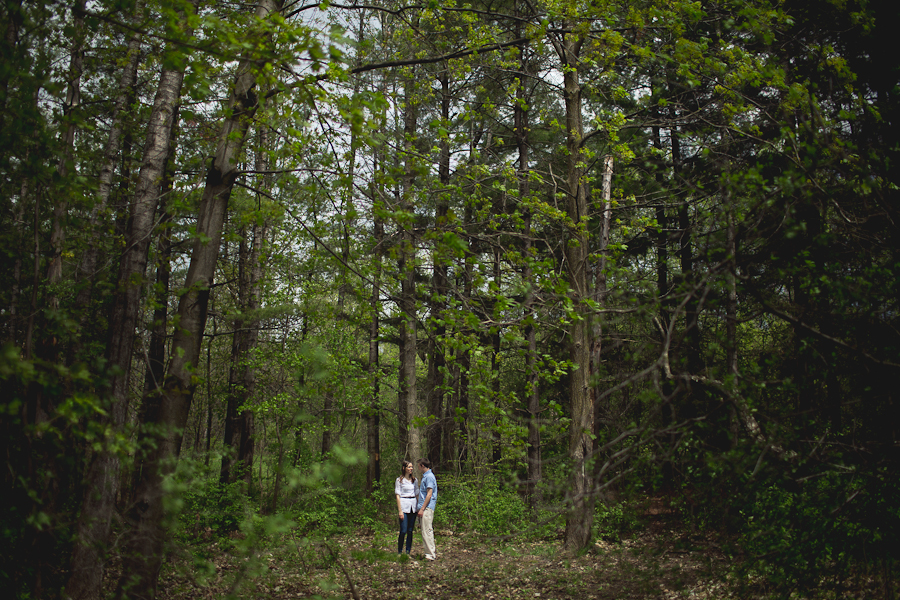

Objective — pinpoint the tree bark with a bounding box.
[72,9,144,347]
[116,2,282,596]
[44,0,85,316]
[553,29,596,552]
[426,70,451,470]
[398,70,420,461]
[516,42,541,506]
[366,151,384,493]
[65,9,190,598]
[491,245,503,468]
[221,140,266,487]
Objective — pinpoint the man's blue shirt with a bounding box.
[417,469,437,511]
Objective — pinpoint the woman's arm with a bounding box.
[394,479,404,519]
[396,493,404,519]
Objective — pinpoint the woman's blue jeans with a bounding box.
[398,511,417,553]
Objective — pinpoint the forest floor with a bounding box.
[153,511,763,600]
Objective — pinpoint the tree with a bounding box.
[117,1,285,595]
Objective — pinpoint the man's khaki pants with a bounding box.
[421,508,436,557]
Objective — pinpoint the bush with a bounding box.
[593,499,641,541]
[284,481,388,538]
[176,478,248,541]
[736,469,900,594]
[439,479,544,536]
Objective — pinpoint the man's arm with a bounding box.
[418,488,433,516]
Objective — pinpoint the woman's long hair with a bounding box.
[397,460,416,487]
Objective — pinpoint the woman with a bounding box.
[394,460,418,554]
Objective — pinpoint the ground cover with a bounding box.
[152,513,742,600]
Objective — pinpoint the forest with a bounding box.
[1,0,898,598]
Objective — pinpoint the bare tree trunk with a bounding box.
[65,9,191,597]
[0,0,23,116]
[458,193,474,473]
[651,120,677,491]
[366,154,384,493]
[491,245,503,468]
[724,195,764,443]
[426,70,451,470]
[321,391,333,456]
[131,110,178,504]
[513,29,541,506]
[72,9,144,345]
[115,2,282,597]
[553,29,596,552]
[3,3,30,343]
[7,179,26,345]
[44,0,85,316]
[671,114,702,392]
[591,155,613,491]
[219,226,252,483]
[221,114,269,488]
[25,185,39,360]
[398,71,420,461]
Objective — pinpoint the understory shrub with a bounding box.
[176,477,248,540]
[736,469,900,595]
[440,479,544,536]
[593,499,641,541]
[284,482,386,537]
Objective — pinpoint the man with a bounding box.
[416,458,438,560]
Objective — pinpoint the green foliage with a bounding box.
[736,468,900,595]
[593,500,641,542]
[175,477,249,540]
[438,478,559,538]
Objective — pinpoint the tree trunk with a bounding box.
[71,9,144,351]
[491,245,503,468]
[65,11,190,597]
[366,154,384,493]
[591,156,613,489]
[221,183,265,487]
[398,71,420,461]
[44,0,85,317]
[426,71,451,470]
[651,120,676,490]
[116,2,282,596]
[553,30,596,552]
[513,29,542,506]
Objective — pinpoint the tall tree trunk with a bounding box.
[44,0,85,317]
[0,0,23,116]
[519,122,541,505]
[553,29,596,552]
[221,162,265,488]
[458,173,475,473]
[72,10,144,350]
[426,70,451,469]
[116,2,282,596]
[7,179,26,345]
[131,108,178,502]
[651,119,676,490]
[366,153,384,493]
[591,156,613,486]
[321,390,334,456]
[513,33,541,504]
[66,9,191,598]
[671,113,702,397]
[491,245,503,468]
[3,1,27,345]
[398,71,420,461]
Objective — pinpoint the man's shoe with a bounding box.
[425,554,436,561]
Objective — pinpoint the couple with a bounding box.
[394,458,437,560]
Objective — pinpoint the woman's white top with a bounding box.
[395,477,418,513]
